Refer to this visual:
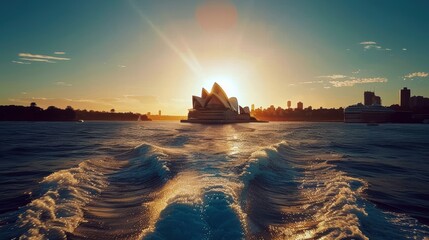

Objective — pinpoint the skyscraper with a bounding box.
[400,87,411,109]
[287,101,291,109]
[373,96,381,105]
[297,101,303,110]
[364,91,375,105]
[251,104,255,112]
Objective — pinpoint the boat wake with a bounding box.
[3,132,428,239]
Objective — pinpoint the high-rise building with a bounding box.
[364,91,382,105]
[400,87,411,109]
[251,104,255,112]
[364,91,375,105]
[410,96,429,109]
[287,101,291,109]
[158,110,161,116]
[297,101,303,110]
[373,95,381,105]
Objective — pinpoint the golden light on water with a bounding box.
[139,172,204,238]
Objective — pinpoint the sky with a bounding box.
[1,0,429,115]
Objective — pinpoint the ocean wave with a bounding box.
[16,157,125,239]
[238,142,370,239]
[13,142,176,240]
[141,175,246,240]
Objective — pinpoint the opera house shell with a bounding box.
[181,82,259,123]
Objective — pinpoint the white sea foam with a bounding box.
[17,158,125,239]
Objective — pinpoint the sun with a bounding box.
[202,75,240,99]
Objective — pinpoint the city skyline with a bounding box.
[1,0,429,115]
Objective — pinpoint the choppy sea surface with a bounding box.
[0,121,428,240]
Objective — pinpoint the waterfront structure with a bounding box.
[400,87,411,109]
[287,101,291,109]
[345,91,392,123]
[344,103,394,123]
[181,82,262,123]
[297,102,303,110]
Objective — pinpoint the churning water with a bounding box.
[0,121,428,239]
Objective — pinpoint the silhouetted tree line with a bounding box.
[75,109,149,121]
[0,103,150,121]
[252,106,344,121]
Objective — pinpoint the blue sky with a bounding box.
[1,0,428,114]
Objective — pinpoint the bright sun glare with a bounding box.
[202,75,240,100]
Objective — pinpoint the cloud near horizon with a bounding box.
[359,41,391,51]
[20,58,55,63]
[329,77,388,87]
[15,53,71,64]
[403,72,428,80]
[360,41,377,45]
[12,60,31,65]
[318,74,348,80]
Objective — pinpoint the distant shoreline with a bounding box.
[0,104,151,122]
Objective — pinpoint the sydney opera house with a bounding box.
[181,82,260,123]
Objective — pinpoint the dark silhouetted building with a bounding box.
[364,91,375,105]
[158,110,161,116]
[400,87,411,109]
[364,91,382,105]
[410,96,429,109]
[287,101,291,109]
[297,102,303,110]
[251,104,255,112]
[373,95,381,105]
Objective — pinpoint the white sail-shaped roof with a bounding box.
[201,88,209,99]
[228,97,239,112]
[192,96,205,109]
[205,92,231,109]
[210,83,230,106]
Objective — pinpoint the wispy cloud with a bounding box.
[54,81,72,87]
[330,77,388,87]
[360,41,377,45]
[19,53,70,61]
[359,41,391,51]
[54,51,66,55]
[12,60,31,65]
[403,72,428,80]
[20,58,55,63]
[402,48,407,51]
[364,45,382,50]
[118,65,127,68]
[352,69,361,74]
[318,74,348,80]
[15,53,71,64]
